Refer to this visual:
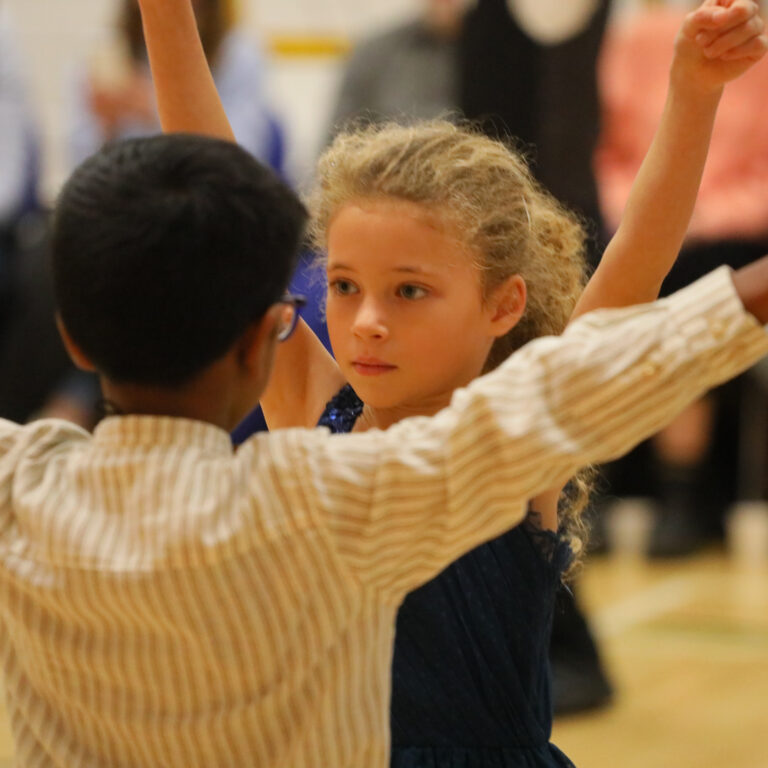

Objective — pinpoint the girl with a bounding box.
[137,0,766,765]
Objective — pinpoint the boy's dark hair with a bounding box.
[52,134,307,386]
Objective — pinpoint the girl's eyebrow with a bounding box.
[327,262,435,276]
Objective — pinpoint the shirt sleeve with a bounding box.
[279,267,768,602]
[0,419,90,530]
[0,418,26,514]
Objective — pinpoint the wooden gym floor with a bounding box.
[553,551,768,767]
[0,551,764,766]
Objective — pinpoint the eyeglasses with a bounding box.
[276,293,307,342]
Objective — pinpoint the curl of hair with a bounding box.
[309,120,594,572]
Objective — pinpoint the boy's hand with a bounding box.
[732,253,768,325]
[674,0,768,95]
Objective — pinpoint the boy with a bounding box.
[0,133,767,767]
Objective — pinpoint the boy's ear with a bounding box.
[56,316,97,372]
[488,274,527,337]
[236,305,282,373]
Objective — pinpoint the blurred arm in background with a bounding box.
[69,0,274,169]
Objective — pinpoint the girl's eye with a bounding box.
[330,279,359,296]
[397,284,428,300]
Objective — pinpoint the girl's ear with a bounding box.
[488,274,527,337]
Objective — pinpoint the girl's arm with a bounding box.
[137,0,232,140]
[136,0,345,429]
[572,0,768,321]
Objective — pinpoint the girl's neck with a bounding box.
[355,394,453,432]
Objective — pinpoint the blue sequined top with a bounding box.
[319,385,576,768]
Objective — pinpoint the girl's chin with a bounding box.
[349,376,451,414]
[345,375,404,406]
[348,384,402,410]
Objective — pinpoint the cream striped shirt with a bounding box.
[0,267,765,767]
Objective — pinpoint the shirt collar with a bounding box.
[93,415,233,455]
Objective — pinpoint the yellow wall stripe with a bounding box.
[268,34,352,58]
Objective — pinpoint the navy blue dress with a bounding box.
[319,386,576,768]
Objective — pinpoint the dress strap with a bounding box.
[317,385,364,434]
[521,507,574,572]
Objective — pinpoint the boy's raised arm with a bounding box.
[572,0,767,320]
[136,0,234,141]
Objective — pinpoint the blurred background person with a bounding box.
[596,0,768,557]
[326,0,468,137]
[68,0,283,171]
[460,0,612,268]
[0,1,38,306]
[0,4,73,426]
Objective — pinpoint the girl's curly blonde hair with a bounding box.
[309,120,593,568]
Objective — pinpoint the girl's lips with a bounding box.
[352,360,397,376]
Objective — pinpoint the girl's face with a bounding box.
[325,198,525,412]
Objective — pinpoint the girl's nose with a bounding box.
[352,299,389,340]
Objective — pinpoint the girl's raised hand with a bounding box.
[136,0,235,141]
[674,0,768,94]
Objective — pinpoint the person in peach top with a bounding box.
[596,1,768,556]
[598,2,768,244]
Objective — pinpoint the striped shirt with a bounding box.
[0,267,765,767]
